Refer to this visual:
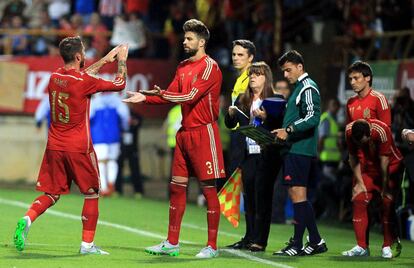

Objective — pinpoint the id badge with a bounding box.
[248,145,261,154]
[123,133,133,145]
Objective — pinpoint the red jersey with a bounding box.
[46,68,125,153]
[145,55,222,128]
[346,88,391,126]
[346,119,402,174]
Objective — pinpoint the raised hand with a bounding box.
[103,45,122,64]
[117,44,129,62]
[85,45,125,75]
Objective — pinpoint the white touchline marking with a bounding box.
[181,222,240,238]
[223,249,295,268]
[1,198,194,244]
[1,197,295,268]
[3,242,226,252]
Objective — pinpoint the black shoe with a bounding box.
[249,243,265,252]
[302,238,328,255]
[273,238,303,256]
[226,239,251,250]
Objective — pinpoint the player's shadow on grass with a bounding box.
[220,249,300,263]
[329,256,397,262]
[104,245,142,252]
[136,254,212,264]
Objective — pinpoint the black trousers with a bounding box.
[252,145,283,247]
[239,153,261,242]
[271,171,288,223]
[116,145,143,194]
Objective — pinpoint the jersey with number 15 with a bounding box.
[46,68,125,153]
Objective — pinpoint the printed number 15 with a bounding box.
[51,90,70,123]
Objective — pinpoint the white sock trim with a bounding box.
[81,241,94,248]
[23,215,32,227]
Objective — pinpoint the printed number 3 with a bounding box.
[51,90,70,123]
[206,161,213,175]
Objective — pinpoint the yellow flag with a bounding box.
[217,168,242,227]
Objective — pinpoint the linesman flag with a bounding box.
[217,168,242,227]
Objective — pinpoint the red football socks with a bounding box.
[25,194,58,223]
[167,182,187,245]
[352,192,372,248]
[202,186,220,250]
[382,196,395,247]
[81,197,99,243]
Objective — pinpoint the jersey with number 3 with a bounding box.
[145,55,222,128]
[46,68,125,153]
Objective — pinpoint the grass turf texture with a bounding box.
[1,188,413,268]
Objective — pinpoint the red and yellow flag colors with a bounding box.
[217,168,242,227]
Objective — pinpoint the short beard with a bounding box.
[184,48,197,57]
[354,87,364,94]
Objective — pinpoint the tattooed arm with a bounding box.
[116,45,128,80]
[84,45,122,75]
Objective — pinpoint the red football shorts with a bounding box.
[355,161,402,192]
[36,149,100,195]
[172,122,226,180]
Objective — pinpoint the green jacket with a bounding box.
[282,73,321,157]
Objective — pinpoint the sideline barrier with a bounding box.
[0,56,176,118]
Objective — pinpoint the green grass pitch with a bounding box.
[1,188,413,268]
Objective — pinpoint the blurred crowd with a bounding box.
[3,0,413,63]
[330,0,413,38]
[0,0,278,63]
[327,0,414,63]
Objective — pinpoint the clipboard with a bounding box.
[236,125,275,144]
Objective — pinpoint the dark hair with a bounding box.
[183,19,210,44]
[59,36,83,64]
[239,61,274,112]
[278,50,304,67]
[232,39,256,57]
[347,61,373,86]
[351,120,370,142]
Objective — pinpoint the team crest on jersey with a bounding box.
[363,108,371,119]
